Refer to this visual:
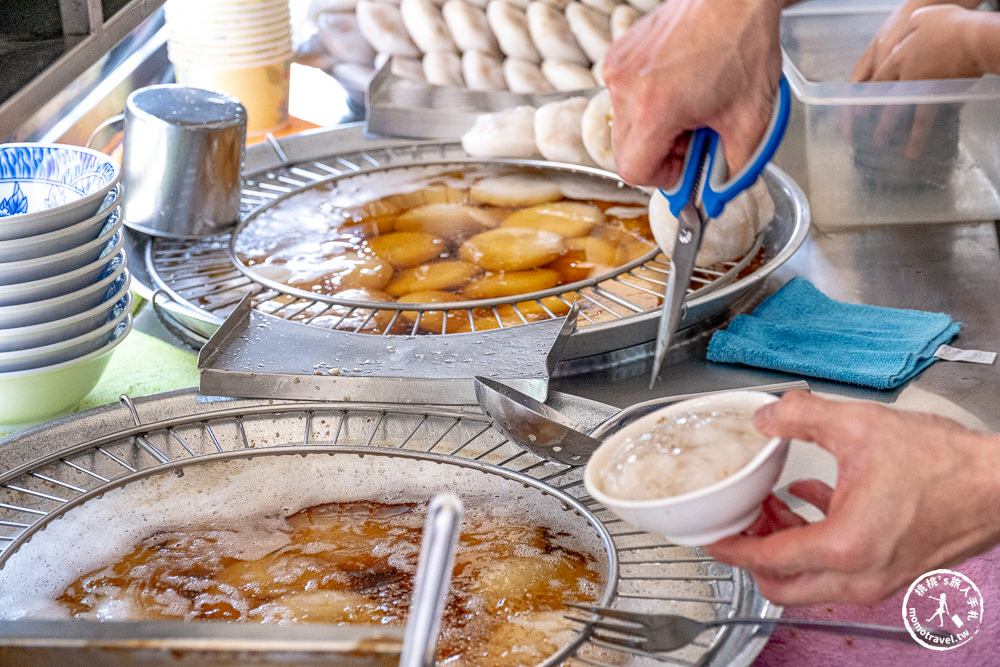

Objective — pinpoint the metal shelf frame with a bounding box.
[1,0,167,141]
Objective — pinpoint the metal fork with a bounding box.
[565,604,937,653]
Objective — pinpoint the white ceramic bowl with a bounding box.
[0,206,122,285]
[0,306,130,373]
[0,283,131,353]
[0,186,120,263]
[0,315,133,432]
[0,237,124,307]
[0,143,120,241]
[0,263,128,329]
[584,391,789,546]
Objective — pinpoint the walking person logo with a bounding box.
[902,569,984,650]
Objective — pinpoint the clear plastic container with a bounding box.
[776,6,1000,230]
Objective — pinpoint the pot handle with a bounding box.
[86,113,124,151]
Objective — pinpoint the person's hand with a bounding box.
[860,5,990,81]
[602,0,785,189]
[704,391,1000,605]
[851,0,979,82]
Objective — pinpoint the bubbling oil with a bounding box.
[597,408,770,501]
[57,500,600,667]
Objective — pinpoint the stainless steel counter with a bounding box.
[554,221,1000,432]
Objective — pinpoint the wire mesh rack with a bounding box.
[0,391,776,666]
[141,137,772,353]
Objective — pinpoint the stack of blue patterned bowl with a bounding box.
[0,143,133,431]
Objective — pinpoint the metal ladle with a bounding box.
[474,376,810,466]
[399,493,464,667]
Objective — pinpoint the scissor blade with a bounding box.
[649,204,706,388]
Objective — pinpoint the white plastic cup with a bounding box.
[165,2,290,25]
[167,39,293,64]
[173,55,291,134]
[168,25,292,50]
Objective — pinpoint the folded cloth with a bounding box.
[707,277,960,390]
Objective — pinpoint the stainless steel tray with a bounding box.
[197,294,577,404]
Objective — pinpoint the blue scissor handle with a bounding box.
[660,127,713,218]
[659,75,792,219]
[702,75,791,218]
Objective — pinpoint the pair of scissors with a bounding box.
[649,75,792,389]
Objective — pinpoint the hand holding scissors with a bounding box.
[649,75,791,388]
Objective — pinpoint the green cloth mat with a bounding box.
[76,329,200,411]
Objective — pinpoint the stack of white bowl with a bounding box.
[0,143,132,431]
[165,0,293,135]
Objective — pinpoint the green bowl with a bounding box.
[0,316,132,433]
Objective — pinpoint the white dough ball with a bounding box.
[461,49,507,89]
[579,0,616,13]
[527,2,589,65]
[423,50,465,86]
[487,0,540,62]
[534,97,597,166]
[356,0,421,56]
[581,88,615,171]
[610,3,641,40]
[503,58,554,92]
[541,58,597,91]
[648,179,771,267]
[461,105,541,158]
[470,174,563,206]
[565,2,611,64]
[400,0,457,52]
[749,178,775,234]
[442,0,501,55]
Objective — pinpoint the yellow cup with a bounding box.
[174,56,290,135]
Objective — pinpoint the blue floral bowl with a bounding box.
[0,143,121,241]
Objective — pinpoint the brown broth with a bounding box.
[58,500,601,667]
[232,169,655,333]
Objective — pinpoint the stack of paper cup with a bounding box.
[165,0,292,135]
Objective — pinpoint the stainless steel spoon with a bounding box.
[474,376,810,465]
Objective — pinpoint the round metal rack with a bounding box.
[0,390,777,666]
[133,126,809,361]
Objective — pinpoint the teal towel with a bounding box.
[707,277,960,390]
